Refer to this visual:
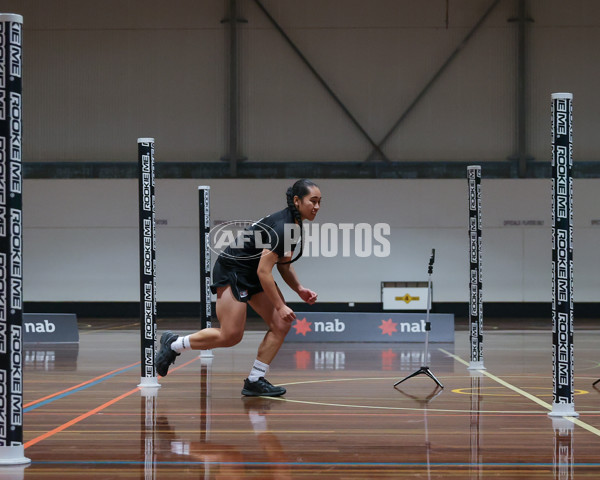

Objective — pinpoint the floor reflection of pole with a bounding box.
[200,357,213,480]
[469,371,483,480]
[140,387,158,480]
[424,401,432,480]
[552,418,574,480]
[0,466,28,480]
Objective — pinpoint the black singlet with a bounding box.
[210,207,300,301]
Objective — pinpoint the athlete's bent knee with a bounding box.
[271,319,292,338]
[220,331,244,347]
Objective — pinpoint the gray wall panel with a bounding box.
[245,0,516,162]
[2,0,598,165]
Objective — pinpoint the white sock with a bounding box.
[248,359,269,382]
[171,335,192,353]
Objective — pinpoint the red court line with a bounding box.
[24,356,200,449]
[24,387,140,449]
[24,361,141,408]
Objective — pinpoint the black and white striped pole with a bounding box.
[549,93,577,418]
[198,186,213,358]
[0,12,30,466]
[467,165,484,370]
[138,138,160,389]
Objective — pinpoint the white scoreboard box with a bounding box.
[381,282,429,310]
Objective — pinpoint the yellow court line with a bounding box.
[567,416,600,436]
[80,322,140,334]
[451,386,589,397]
[439,349,553,410]
[270,394,545,414]
[281,377,407,386]
[439,348,600,438]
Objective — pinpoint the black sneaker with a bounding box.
[155,331,180,377]
[241,377,286,397]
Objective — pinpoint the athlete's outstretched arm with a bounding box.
[257,249,296,322]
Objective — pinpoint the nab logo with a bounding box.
[314,318,346,333]
[24,319,56,333]
[292,317,346,336]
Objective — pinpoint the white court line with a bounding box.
[439,348,600,437]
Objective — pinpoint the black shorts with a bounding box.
[210,258,264,303]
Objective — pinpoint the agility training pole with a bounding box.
[138,138,160,388]
[198,186,213,358]
[0,12,30,466]
[467,165,484,370]
[549,93,577,418]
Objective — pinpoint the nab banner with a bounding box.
[23,313,79,343]
[286,312,454,343]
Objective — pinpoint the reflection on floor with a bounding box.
[13,321,600,479]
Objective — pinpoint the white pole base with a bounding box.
[138,376,161,389]
[200,349,214,358]
[0,446,30,465]
[468,361,486,370]
[548,402,579,418]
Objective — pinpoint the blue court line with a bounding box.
[24,365,139,413]
[29,460,600,467]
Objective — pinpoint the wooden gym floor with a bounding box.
[11,318,600,479]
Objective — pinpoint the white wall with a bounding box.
[5,1,600,304]
[23,178,600,303]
